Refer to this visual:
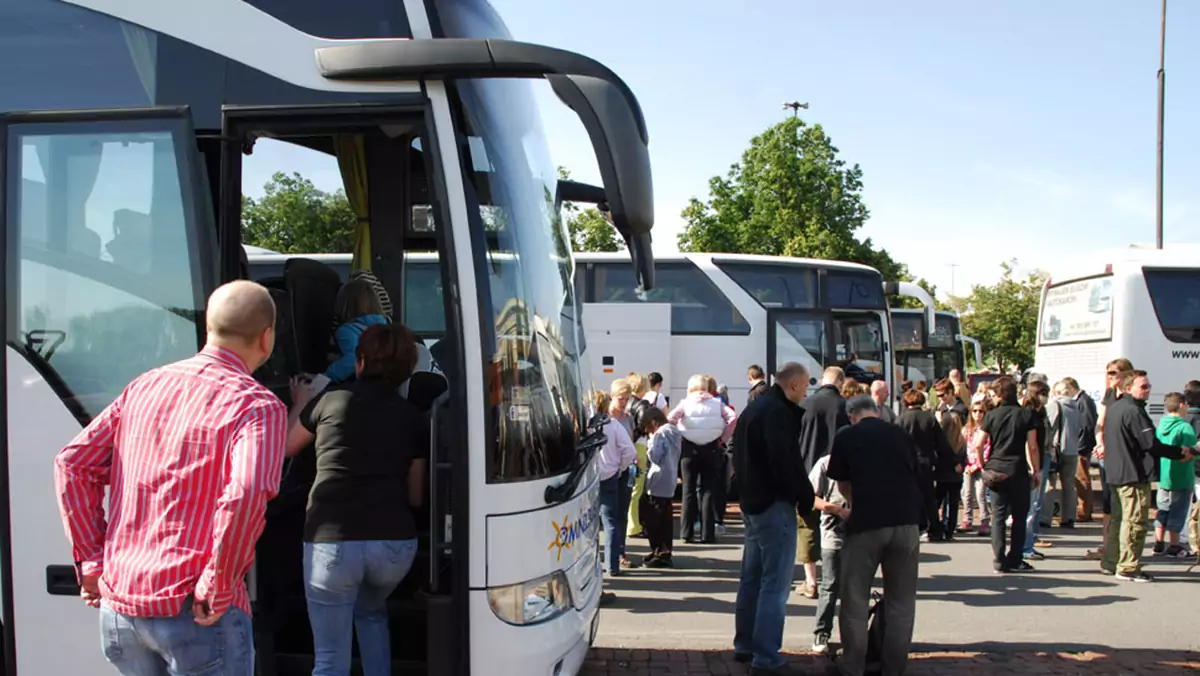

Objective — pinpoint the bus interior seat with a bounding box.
[253,287,299,399]
[238,244,250,280]
[403,371,449,411]
[284,258,342,375]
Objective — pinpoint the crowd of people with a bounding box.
[49,278,1200,676]
[595,359,1199,676]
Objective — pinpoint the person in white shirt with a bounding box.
[594,389,637,605]
[668,375,737,543]
[644,371,669,410]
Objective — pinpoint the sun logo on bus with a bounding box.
[548,514,574,561]
[547,505,598,562]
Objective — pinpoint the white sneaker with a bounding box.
[812,633,830,654]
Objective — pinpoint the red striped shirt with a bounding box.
[53,346,286,618]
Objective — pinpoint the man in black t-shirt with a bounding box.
[827,395,924,676]
[981,376,1040,573]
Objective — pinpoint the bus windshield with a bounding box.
[833,313,885,382]
[457,77,585,484]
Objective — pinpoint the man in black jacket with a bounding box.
[795,366,850,596]
[733,362,847,676]
[1101,370,1194,582]
[746,364,770,405]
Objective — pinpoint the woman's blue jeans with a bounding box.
[1025,453,1054,556]
[304,539,418,676]
[599,470,632,574]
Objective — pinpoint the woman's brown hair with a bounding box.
[1106,358,1134,374]
[594,390,612,415]
[902,388,926,408]
[355,323,418,387]
[1022,380,1050,413]
[335,277,384,324]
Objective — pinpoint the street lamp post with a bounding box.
[1156,0,1166,249]
[782,101,809,117]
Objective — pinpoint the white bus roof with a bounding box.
[891,308,960,318]
[573,251,880,273]
[1046,245,1200,283]
[248,250,884,274]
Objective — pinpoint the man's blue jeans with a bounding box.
[734,501,798,669]
[99,599,254,675]
[304,539,419,676]
[1025,452,1054,556]
[599,471,631,574]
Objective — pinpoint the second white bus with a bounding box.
[1034,245,1200,419]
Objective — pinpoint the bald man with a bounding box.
[55,280,286,676]
[871,380,896,424]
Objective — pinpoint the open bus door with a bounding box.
[1,106,215,675]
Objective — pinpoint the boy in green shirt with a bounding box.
[1154,392,1197,557]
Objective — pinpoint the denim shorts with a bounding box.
[1155,488,1192,533]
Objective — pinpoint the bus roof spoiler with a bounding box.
[883,281,936,334]
[315,38,656,290]
[958,334,983,369]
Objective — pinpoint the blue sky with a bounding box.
[249,0,1200,299]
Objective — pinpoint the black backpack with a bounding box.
[628,397,651,443]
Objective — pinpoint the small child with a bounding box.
[808,453,848,655]
[310,277,388,392]
[639,407,682,568]
[960,395,991,536]
[1154,392,1197,557]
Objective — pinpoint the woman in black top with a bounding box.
[981,376,1040,573]
[286,323,429,676]
[898,388,955,541]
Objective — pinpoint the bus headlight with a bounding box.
[486,571,573,626]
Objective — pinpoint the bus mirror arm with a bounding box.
[883,281,936,334]
[315,38,655,291]
[545,414,610,505]
[958,335,982,369]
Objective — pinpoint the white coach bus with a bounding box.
[1034,245,1200,419]
[0,0,656,674]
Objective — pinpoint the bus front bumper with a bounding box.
[469,582,600,676]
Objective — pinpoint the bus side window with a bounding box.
[10,120,208,421]
[592,261,750,336]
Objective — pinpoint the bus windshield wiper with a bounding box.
[544,414,609,504]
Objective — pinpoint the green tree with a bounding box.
[955,260,1045,372]
[676,116,924,306]
[557,167,624,253]
[242,171,356,253]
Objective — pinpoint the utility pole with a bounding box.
[782,101,809,117]
[1156,0,1166,249]
[947,263,959,297]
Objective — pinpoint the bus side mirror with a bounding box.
[548,74,654,292]
[314,38,657,291]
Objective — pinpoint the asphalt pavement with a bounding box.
[592,512,1200,657]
